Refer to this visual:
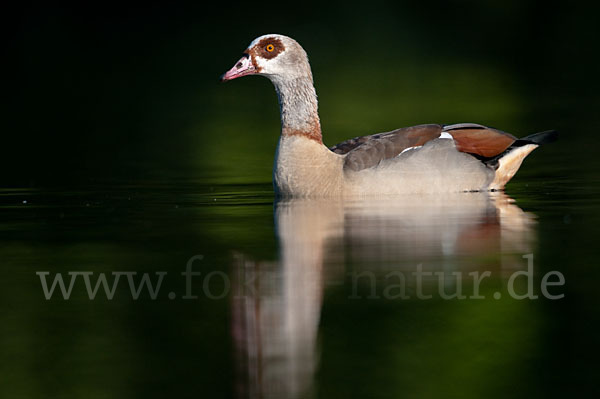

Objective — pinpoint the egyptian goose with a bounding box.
[221,34,557,196]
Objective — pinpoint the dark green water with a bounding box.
[2,159,599,398]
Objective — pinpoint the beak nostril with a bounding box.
[221,53,256,82]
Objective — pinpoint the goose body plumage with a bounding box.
[221,34,556,197]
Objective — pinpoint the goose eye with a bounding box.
[266,44,275,52]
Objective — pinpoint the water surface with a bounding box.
[1,173,598,398]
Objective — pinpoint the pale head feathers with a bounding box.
[245,34,314,83]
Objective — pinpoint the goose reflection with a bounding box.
[232,192,536,399]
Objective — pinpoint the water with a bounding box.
[2,170,598,398]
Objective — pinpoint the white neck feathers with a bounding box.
[270,75,322,143]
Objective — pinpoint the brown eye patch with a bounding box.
[256,37,284,59]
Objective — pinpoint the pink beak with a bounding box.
[220,54,257,82]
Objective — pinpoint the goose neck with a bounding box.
[272,76,322,143]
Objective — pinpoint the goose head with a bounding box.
[221,34,312,83]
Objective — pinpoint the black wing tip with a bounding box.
[520,130,559,145]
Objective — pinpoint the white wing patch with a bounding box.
[400,145,423,155]
[399,132,453,156]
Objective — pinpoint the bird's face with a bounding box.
[221,34,309,82]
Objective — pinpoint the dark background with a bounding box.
[5,0,600,187]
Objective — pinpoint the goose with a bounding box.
[221,34,557,197]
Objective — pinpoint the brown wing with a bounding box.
[330,124,443,172]
[443,123,517,158]
[331,123,519,172]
